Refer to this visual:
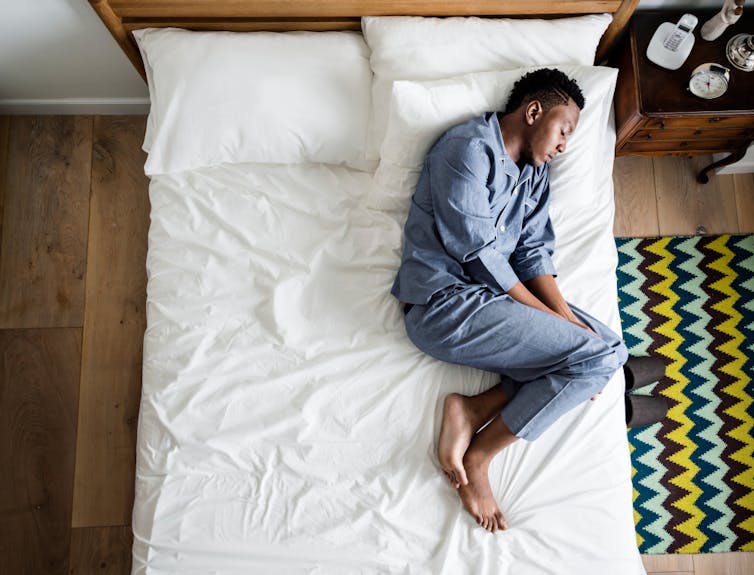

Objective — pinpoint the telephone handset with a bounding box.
[646,13,698,70]
[663,14,698,51]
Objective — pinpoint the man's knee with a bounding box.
[568,337,626,380]
[567,348,622,401]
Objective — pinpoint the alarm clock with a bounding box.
[688,63,730,99]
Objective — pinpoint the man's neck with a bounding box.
[496,112,524,168]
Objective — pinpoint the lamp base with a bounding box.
[726,33,754,71]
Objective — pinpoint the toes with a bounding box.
[495,511,508,530]
[473,511,507,533]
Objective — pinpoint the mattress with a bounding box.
[132,155,645,573]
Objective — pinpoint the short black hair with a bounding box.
[503,68,585,115]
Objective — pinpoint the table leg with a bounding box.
[697,141,753,183]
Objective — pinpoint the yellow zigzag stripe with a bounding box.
[708,235,754,546]
[646,238,706,552]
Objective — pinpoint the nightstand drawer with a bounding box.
[621,138,750,154]
[642,116,754,131]
[633,126,754,141]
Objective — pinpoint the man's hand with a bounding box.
[569,318,598,337]
[524,276,601,337]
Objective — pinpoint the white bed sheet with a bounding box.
[133,154,645,573]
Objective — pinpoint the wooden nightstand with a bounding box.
[614,10,754,182]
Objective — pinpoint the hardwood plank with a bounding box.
[654,155,740,237]
[693,552,754,575]
[69,526,132,575]
[733,172,754,234]
[0,116,9,256]
[613,155,659,237]
[0,116,92,329]
[0,329,81,575]
[641,554,694,572]
[72,116,149,528]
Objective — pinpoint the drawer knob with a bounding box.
[709,117,722,123]
[659,121,666,129]
[694,129,703,136]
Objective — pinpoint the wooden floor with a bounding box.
[0,115,752,574]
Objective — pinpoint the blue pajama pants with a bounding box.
[404,285,628,441]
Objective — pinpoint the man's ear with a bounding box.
[525,100,542,126]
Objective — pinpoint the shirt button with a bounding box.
[499,224,506,232]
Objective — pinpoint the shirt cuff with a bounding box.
[513,253,557,284]
[477,246,519,292]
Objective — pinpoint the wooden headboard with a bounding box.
[90,0,640,81]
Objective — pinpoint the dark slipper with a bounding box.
[625,395,669,428]
[623,355,666,391]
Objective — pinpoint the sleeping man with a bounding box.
[391,69,628,533]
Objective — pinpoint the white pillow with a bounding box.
[133,28,375,175]
[361,14,613,158]
[369,66,618,216]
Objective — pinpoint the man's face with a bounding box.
[522,98,580,167]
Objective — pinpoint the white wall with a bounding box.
[0,0,149,114]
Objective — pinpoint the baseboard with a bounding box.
[0,98,150,115]
[714,144,754,175]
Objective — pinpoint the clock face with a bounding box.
[689,71,728,99]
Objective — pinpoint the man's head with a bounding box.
[503,69,585,167]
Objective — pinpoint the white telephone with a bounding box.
[646,13,698,70]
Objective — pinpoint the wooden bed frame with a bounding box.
[90,0,640,81]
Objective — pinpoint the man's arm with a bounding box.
[505,279,561,318]
[506,168,595,333]
[510,169,557,285]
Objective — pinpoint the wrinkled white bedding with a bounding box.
[133,158,645,574]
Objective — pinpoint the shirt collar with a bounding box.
[490,112,533,184]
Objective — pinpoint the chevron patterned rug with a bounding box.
[616,234,754,554]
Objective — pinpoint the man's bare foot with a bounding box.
[458,449,507,533]
[438,386,510,489]
[438,394,474,488]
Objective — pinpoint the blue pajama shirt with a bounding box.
[392,112,627,440]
